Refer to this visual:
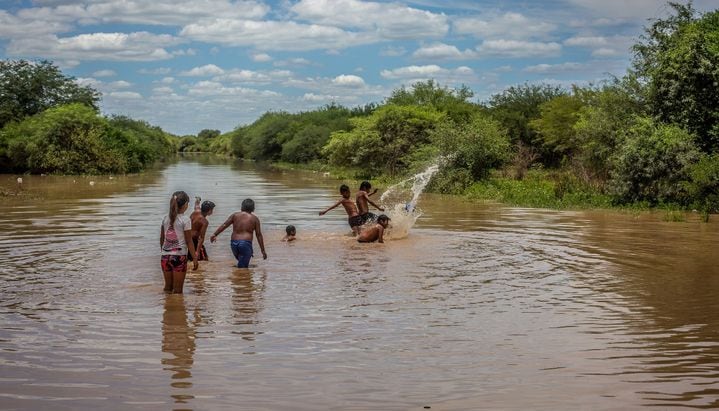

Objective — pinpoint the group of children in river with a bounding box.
[160,181,391,293]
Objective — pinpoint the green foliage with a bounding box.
[572,81,646,180]
[429,114,510,193]
[608,117,701,204]
[633,3,719,151]
[323,104,444,176]
[685,154,719,211]
[197,129,221,139]
[0,60,100,128]
[1,104,124,173]
[486,83,566,148]
[387,80,480,123]
[530,94,584,162]
[0,104,176,174]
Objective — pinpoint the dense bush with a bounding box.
[1,104,126,173]
[608,117,701,204]
[0,104,176,174]
[323,104,443,176]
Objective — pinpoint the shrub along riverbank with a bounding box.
[0,60,178,175]
[196,4,719,215]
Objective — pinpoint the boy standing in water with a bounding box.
[358,214,391,243]
[319,184,362,235]
[356,181,384,225]
[188,199,215,261]
[210,198,267,268]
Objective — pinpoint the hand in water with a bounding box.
[192,260,199,270]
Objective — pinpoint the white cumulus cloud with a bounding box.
[180,64,225,76]
[332,74,366,88]
[478,40,561,58]
[453,12,556,40]
[412,43,478,60]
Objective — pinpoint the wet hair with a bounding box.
[359,181,371,191]
[339,184,350,194]
[169,190,190,226]
[201,200,215,214]
[377,214,390,223]
[241,198,255,213]
[286,225,296,235]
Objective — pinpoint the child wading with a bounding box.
[319,184,362,235]
[188,198,215,261]
[210,198,267,268]
[160,191,198,294]
[356,181,384,225]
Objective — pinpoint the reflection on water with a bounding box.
[1,154,719,410]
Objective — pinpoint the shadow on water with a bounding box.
[161,294,196,407]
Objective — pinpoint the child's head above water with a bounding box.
[340,184,350,198]
[201,200,215,216]
[377,214,390,227]
[241,198,255,213]
[286,225,296,236]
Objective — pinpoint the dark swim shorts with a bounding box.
[348,215,363,228]
[188,238,207,261]
[230,239,253,268]
[359,212,377,225]
[161,255,188,273]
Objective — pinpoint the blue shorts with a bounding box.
[230,239,253,268]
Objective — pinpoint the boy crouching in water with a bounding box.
[319,184,362,235]
[189,199,215,261]
[210,198,267,268]
[357,214,391,243]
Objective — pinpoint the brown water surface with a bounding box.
[1,156,719,410]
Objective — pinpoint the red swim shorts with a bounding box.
[161,255,188,273]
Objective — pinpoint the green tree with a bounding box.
[1,104,125,174]
[197,129,221,139]
[0,60,100,128]
[487,83,566,146]
[530,94,585,162]
[632,2,719,151]
[609,117,701,204]
[323,104,443,175]
[387,80,480,123]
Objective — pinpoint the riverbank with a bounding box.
[269,161,712,222]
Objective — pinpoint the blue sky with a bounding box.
[1,0,716,135]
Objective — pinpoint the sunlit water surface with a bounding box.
[1,156,719,410]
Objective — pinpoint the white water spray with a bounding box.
[379,163,441,239]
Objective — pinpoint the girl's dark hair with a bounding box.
[286,225,296,235]
[241,198,255,213]
[339,184,350,193]
[360,181,371,191]
[169,191,190,225]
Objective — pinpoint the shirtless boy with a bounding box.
[210,198,267,268]
[356,181,383,225]
[319,184,362,235]
[357,214,391,243]
[188,199,215,261]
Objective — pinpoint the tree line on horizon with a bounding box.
[1,3,717,211]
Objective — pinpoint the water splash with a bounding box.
[379,163,441,239]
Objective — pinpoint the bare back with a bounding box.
[358,223,384,243]
[189,210,207,239]
[341,197,359,217]
[230,212,259,241]
[356,191,369,214]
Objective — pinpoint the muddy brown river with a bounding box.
[1,156,718,410]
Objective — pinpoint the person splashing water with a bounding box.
[378,163,440,240]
